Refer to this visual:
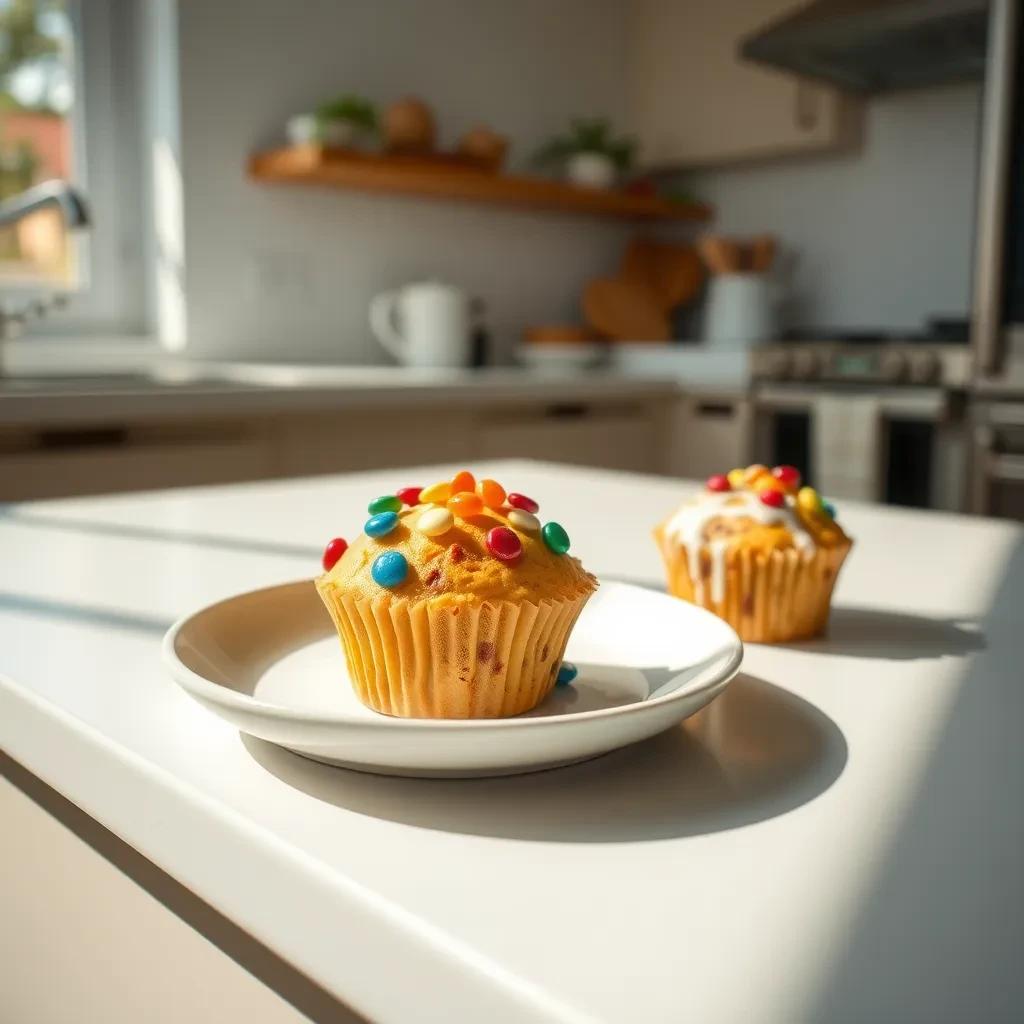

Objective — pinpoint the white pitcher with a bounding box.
[369,282,475,368]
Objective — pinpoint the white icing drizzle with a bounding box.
[663,490,816,604]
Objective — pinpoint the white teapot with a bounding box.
[370,281,478,368]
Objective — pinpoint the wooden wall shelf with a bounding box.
[248,146,713,223]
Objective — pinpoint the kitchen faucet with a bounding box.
[0,179,91,346]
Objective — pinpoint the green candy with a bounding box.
[368,494,402,515]
[542,521,570,555]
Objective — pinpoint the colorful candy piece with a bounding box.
[542,521,570,554]
[396,486,423,506]
[450,469,476,495]
[486,526,523,562]
[822,499,836,519]
[706,474,731,493]
[420,481,452,504]
[508,492,539,514]
[771,465,802,491]
[321,537,347,572]
[416,507,454,537]
[744,464,770,486]
[368,494,402,515]
[727,467,746,489]
[371,550,408,587]
[365,510,399,537]
[759,488,785,509]
[508,508,540,532]
[797,486,822,514]
[556,662,578,687]
[477,478,506,509]
[448,491,484,518]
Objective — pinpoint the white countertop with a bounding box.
[1,461,1022,1023]
[0,363,682,427]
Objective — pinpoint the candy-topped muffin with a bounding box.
[316,471,597,718]
[653,464,852,643]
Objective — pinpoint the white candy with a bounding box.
[508,509,540,532]
[417,506,454,537]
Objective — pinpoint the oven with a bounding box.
[970,400,1024,518]
[750,343,971,511]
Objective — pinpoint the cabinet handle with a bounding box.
[542,403,590,419]
[36,427,129,450]
[695,402,734,418]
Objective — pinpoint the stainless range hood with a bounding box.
[740,0,989,94]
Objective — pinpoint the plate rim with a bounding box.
[162,578,743,732]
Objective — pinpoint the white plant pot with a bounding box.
[286,113,319,146]
[565,152,617,190]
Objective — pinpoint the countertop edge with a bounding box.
[0,674,591,1024]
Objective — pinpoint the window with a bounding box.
[0,0,150,338]
[0,0,77,287]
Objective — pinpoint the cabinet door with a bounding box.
[477,403,665,474]
[669,394,752,479]
[626,0,859,169]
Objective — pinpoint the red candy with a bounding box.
[322,537,348,571]
[706,474,731,493]
[759,489,785,508]
[396,486,423,506]
[771,465,801,490]
[507,493,539,514]
[485,526,523,562]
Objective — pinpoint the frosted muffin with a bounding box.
[653,464,852,643]
[316,471,597,719]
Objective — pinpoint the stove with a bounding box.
[750,326,972,388]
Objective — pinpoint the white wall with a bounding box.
[687,83,982,333]
[175,0,642,363]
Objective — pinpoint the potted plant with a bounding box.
[533,118,635,189]
[287,94,377,149]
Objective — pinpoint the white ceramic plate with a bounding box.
[163,579,742,778]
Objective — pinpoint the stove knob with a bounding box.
[878,350,906,382]
[907,350,940,385]
[790,349,819,380]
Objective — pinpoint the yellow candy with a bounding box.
[797,486,822,514]
[754,476,785,494]
[727,468,746,489]
[419,481,451,504]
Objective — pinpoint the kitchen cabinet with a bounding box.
[669,392,752,478]
[626,0,860,169]
[0,393,676,501]
[478,400,669,474]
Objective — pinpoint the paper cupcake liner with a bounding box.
[316,582,592,718]
[655,536,851,644]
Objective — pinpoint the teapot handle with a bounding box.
[369,291,407,362]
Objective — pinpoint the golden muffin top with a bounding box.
[657,464,850,556]
[317,471,597,605]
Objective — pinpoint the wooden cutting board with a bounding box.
[622,238,704,310]
[582,276,671,341]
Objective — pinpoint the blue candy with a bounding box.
[822,499,836,519]
[556,662,578,687]
[371,550,408,588]
[365,510,399,537]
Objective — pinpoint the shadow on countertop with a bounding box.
[243,672,847,843]
[781,607,985,661]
